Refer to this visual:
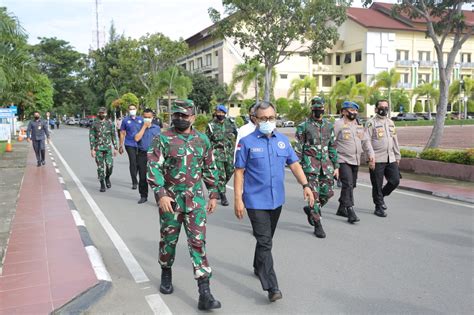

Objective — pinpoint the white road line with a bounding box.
[58,177,65,184]
[145,294,172,315]
[50,143,150,283]
[63,190,72,200]
[85,246,112,282]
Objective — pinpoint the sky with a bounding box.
[2,0,396,53]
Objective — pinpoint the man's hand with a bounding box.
[333,168,339,180]
[234,198,245,220]
[113,149,118,157]
[91,150,96,158]
[119,147,124,155]
[159,196,175,213]
[144,121,152,128]
[396,159,400,165]
[27,138,30,143]
[303,187,314,207]
[368,156,375,170]
[207,198,217,214]
[47,138,51,144]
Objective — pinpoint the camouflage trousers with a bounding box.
[215,155,234,193]
[306,171,334,223]
[95,149,113,181]
[158,194,212,279]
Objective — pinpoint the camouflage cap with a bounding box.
[98,107,107,113]
[172,99,195,115]
[310,96,325,109]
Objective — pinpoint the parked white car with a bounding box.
[283,120,294,127]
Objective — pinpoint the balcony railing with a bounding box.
[419,60,434,67]
[395,60,414,67]
[397,82,411,89]
[194,64,213,73]
[461,62,474,69]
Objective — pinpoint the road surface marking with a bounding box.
[145,294,173,315]
[85,245,112,282]
[63,190,72,200]
[71,210,85,226]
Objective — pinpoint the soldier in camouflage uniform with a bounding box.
[206,104,237,206]
[89,107,118,192]
[147,99,221,311]
[295,97,339,238]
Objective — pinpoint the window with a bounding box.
[396,50,409,61]
[335,76,341,82]
[299,74,306,79]
[462,53,472,63]
[180,63,186,70]
[355,74,362,83]
[336,54,341,65]
[189,60,194,70]
[322,54,332,65]
[344,53,351,64]
[197,57,203,68]
[215,51,218,56]
[215,74,219,80]
[313,74,319,83]
[322,75,332,87]
[230,103,235,108]
[418,51,430,61]
[401,73,409,83]
[355,51,362,62]
[280,74,288,79]
[299,52,308,57]
[205,53,212,66]
[418,73,430,83]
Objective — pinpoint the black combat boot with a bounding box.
[197,277,221,310]
[314,219,326,238]
[374,206,387,217]
[303,206,314,226]
[105,168,112,188]
[159,268,173,294]
[220,193,229,206]
[99,180,106,192]
[336,204,348,217]
[346,206,360,224]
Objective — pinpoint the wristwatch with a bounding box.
[302,183,310,189]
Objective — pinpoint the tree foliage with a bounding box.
[372,68,400,115]
[188,72,226,113]
[210,0,350,102]
[287,75,317,105]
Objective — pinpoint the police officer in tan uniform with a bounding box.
[365,99,401,217]
[334,101,374,223]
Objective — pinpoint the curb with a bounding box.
[45,147,112,314]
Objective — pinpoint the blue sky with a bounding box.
[2,0,382,53]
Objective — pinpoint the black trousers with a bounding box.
[137,150,149,198]
[247,206,282,291]
[32,140,45,163]
[338,163,358,207]
[125,145,138,185]
[369,162,400,206]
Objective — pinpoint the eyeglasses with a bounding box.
[255,116,276,123]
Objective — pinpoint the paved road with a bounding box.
[52,126,473,314]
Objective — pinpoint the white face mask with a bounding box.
[129,109,137,116]
[143,118,152,123]
[259,121,276,134]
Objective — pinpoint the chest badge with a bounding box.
[277,141,286,149]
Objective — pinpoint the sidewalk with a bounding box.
[357,166,474,204]
[0,147,100,313]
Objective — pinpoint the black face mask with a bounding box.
[347,112,357,121]
[34,116,40,120]
[173,118,191,131]
[216,115,225,121]
[377,107,388,116]
[313,109,324,119]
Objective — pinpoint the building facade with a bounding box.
[178,2,474,117]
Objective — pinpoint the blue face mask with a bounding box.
[259,121,276,134]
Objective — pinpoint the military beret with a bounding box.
[172,99,195,115]
[342,101,359,110]
[98,107,107,113]
[310,97,325,109]
[215,104,228,113]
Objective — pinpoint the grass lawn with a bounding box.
[0,141,6,156]
[394,119,474,127]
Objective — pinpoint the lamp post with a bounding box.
[459,79,464,119]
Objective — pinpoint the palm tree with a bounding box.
[372,68,401,117]
[287,75,317,104]
[329,75,369,113]
[154,66,193,123]
[230,59,265,101]
[449,78,473,118]
[412,81,440,121]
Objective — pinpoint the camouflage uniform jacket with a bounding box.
[89,119,118,151]
[147,127,220,201]
[206,118,237,161]
[295,117,339,176]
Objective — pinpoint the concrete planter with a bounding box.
[399,158,474,182]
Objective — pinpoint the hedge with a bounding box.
[419,148,474,165]
[400,148,417,158]
[394,119,474,127]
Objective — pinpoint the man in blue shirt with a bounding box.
[134,108,160,204]
[119,104,143,189]
[234,101,314,302]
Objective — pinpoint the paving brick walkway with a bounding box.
[0,148,98,314]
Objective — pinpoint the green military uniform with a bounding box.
[89,117,118,181]
[295,97,339,236]
[147,103,220,280]
[206,116,237,194]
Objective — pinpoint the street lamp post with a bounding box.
[459,79,465,119]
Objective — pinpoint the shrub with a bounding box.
[234,116,245,128]
[400,149,417,158]
[413,101,423,113]
[194,114,209,132]
[420,148,474,165]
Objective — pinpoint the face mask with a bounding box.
[347,112,357,121]
[34,116,40,120]
[259,121,276,134]
[99,114,106,120]
[173,118,191,131]
[216,115,225,121]
[377,108,388,116]
[129,109,137,116]
[313,109,324,119]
